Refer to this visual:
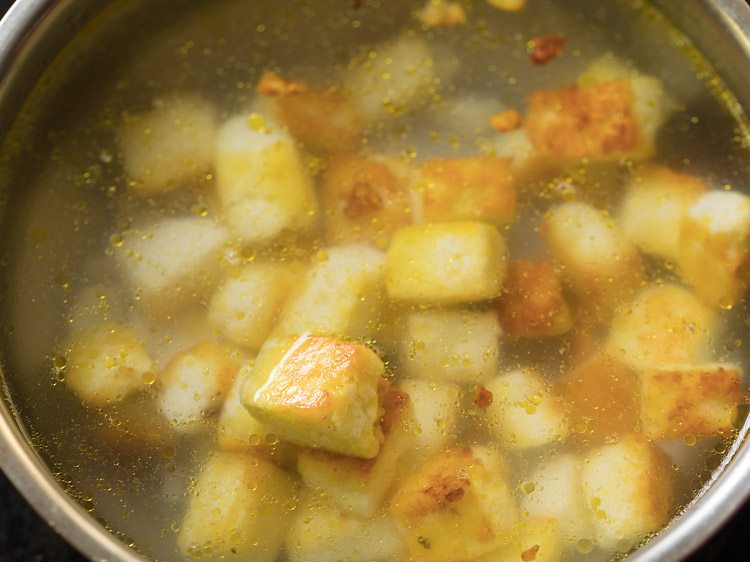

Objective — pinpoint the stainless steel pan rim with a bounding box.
[1,1,750,561]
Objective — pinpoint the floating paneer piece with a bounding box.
[297,386,412,517]
[177,451,296,562]
[214,113,319,244]
[416,0,466,28]
[678,190,750,307]
[243,335,386,458]
[208,261,300,350]
[542,202,644,305]
[477,518,563,562]
[605,284,718,371]
[386,221,508,304]
[487,0,527,12]
[642,364,745,440]
[498,260,573,338]
[581,437,674,550]
[321,154,413,245]
[400,309,501,384]
[485,369,568,450]
[274,245,386,341]
[618,165,707,260]
[398,379,460,461]
[118,93,218,194]
[63,323,155,407]
[157,342,242,433]
[417,157,517,226]
[390,446,518,561]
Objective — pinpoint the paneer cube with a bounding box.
[118,93,218,194]
[242,335,386,458]
[386,221,508,304]
[485,369,568,450]
[678,190,750,306]
[398,379,460,461]
[642,364,745,440]
[416,1,467,28]
[498,260,573,338]
[297,386,412,517]
[487,0,526,12]
[208,262,300,350]
[581,437,673,550]
[417,157,517,226]
[389,446,518,561]
[64,323,154,407]
[605,284,718,371]
[157,342,242,433]
[478,518,563,562]
[177,452,296,562]
[618,165,707,260]
[215,114,319,244]
[321,154,413,245]
[400,309,501,384]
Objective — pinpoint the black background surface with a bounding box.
[0,0,749,560]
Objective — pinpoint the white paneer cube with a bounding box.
[177,452,296,561]
[400,309,501,384]
[678,190,750,307]
[63,323,154,407]
[485,369,568,450]
[478,518,563,562]
[487,0,526,12]
[215,114,319,244]
[115,217,230,317]
[386,221,508,304]
[158,342,242,433]
[581,437,674,550]
[398,379,460,461]
[118,93,218,194]
[605,284,719,371]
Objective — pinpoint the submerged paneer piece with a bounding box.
[401,309,501,383]
[243,336,386,458]
[390,446,518,561]
[678,190,750,306]
[95,395,174,450]
[498,260,573,338]
[418,157,517,226]
[297,386,412,517]
[64,323,154,407]
[642,364,745,440]
[618,165,707,260]
[158,342,242,433]
[215,114,319,244]
[478,518,563,562]
[321,154,413,245]
[178,452,296,562]
[581,437,673,550]
[605,284,718,371]
[386,221,508,304]
[398,379,459,463]
[118,93,218,194]
[485,369,568,450]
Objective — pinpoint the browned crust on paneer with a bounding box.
[529,34,565,65]
[474,386,493,408]
[521,545,540,562]
[636,439,675,529]
[256,71,309,96]
[489,109,523,132]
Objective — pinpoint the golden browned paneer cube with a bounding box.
[389,446,518,561]
[321,154,413,245]
[386,221,508,304]
[605,284,718,371]
[478,518,563,562]
[177,452,296,561]
[487,0,526,12]
[297,386,412,517]
[64,323,155,407]
[418,157,517,226]
[498,260,573,338]
[678,190,750,307]
[398,379,460,461]
[642,364,746,440]
[581,437,673,550]
[242,335,386,458]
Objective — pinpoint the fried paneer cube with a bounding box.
[642,364,745,440]
[321,154,413,245]
[485,369,568,450]
[605,284,718,371]
[478,518,563,562]
[498,260,573,338]
[400,309,501,383]
[386,221,508,304]
[417,157,517,226]
[177,452,296,562]
[389,446,518,561]
[242,335,386,458]
[581,437,673,550]
[398,379,460,461]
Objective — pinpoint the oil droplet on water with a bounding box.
[520,481,535,494]
[577,539,594,554]
[718,296,733,310]
[684,434,697,446]
[109,233,124,247]
[52,355,67,371]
